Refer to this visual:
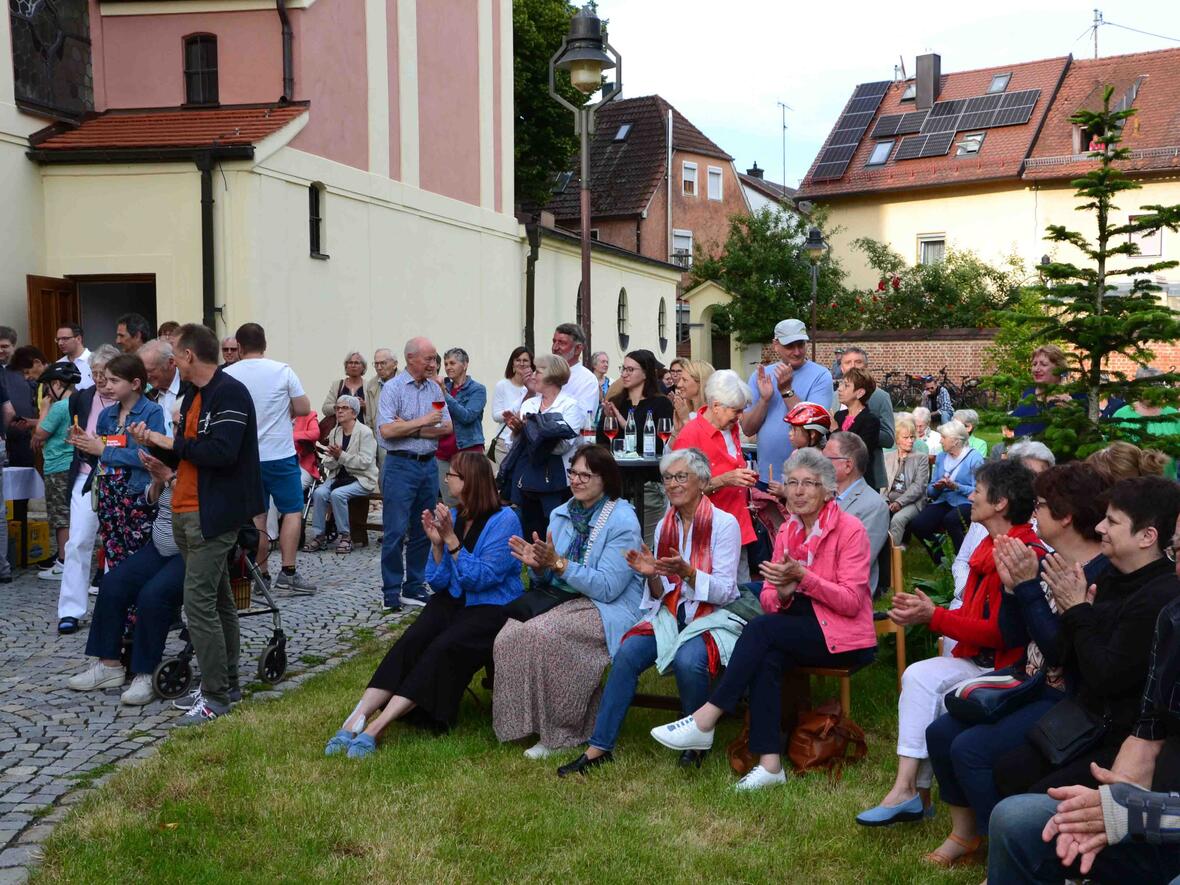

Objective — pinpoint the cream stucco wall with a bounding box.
[680,280,744,372]
[822,177,1180,292]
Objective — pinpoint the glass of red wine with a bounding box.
[431,399,445,411]
[603,415,619,452]
[656,417,672,450]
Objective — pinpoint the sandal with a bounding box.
[335,538,353,555]
[924,833,985,868]
[301,535,328,553]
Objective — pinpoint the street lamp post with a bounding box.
[804,226,828,362]
[549,6,621,365]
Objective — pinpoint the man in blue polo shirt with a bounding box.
[741,318,834,481]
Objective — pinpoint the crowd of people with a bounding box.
[3,311,1180,883]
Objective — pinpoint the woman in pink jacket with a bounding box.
[650,446,877,790]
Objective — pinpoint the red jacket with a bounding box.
[672,410,755,545]
[293,412,320,480]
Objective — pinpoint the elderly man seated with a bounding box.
[825,431,890,595]
[304,395,379,554]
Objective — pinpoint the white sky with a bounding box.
[591,0,1180,187]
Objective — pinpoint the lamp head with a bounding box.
[804,226,828,262]
[555,7,615,95]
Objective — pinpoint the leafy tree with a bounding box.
[513,0,588,209]
[990,87,1180,458]
[689,206,845,344]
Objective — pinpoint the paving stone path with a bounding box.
[0,543,404,883]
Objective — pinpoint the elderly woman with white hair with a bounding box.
[907,419,984,562]
[304,394,378,554]
[952,409,988,459]
[322,351,368,422]
[911,406,943,457]
[671,369,758,572]
[651,446,877,790]
[885,415,930,547]
[555,448,743,777]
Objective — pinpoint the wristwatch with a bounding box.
[781,388,796,400]
[553,557,568,575]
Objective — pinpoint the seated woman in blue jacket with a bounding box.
[326,451,523,758]
[67,353,165,572]
[906,419,984,563]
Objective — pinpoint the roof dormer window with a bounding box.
[614,123,632,141]
[987,73,1011,94]
[956,132,985,156]
[901,83,916,102]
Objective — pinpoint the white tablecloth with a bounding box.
[4,466,45,502]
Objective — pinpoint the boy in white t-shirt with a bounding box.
[224,323,316,594]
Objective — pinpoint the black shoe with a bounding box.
[383,603,404,614]
[557,751,613,778]
[0,576,11,584]
[678,749,709,769]
[57,616,80,635]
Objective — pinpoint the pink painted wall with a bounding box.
[98,11,281,108]
[86,0,108,111]
[492,0,503,212]
[386,0,400,179]
[416,0,479,204]
[288,0,368,170]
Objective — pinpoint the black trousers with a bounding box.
[368,591,509,728]
[517,487,571,544]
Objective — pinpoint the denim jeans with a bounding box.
[988,793,1180,884]
[85,542,184,674]
[311,480,369,536]
[909,501,973,560]
[588,632,711,753]
[380,455,437,606]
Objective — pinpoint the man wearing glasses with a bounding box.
[220,337,240,366]
[826,431,889,594]
[366,348,399,468]
[54,324,94,390]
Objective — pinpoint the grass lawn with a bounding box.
[33,553,983,884]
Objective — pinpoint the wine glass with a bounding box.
[656,417,672,450]
[431,399,445,411]
[603,415,619,452]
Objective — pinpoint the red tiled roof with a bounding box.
[797,57,1069,200]
[31,104,308,152]
[1024,47,1180,181]
[547,95,732,221]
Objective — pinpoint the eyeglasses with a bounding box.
[567,469,597,483]
[661,472,694,485]
[825,455,850,462]
[785,479,824,490]
[1034,499,1049,511]
[620,366,640,374]
[222,347,238,353]
[445,471,463,481]
[55,335,77,342]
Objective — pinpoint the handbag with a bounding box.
[486,423,507,460]
[1027,697,1109,767]
[504,499,617,622]
[788,699,868,777]
[944,670,1043,725]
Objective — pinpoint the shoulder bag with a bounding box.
[504,499,617,622]
[944,670,1043,725]
[1027,697,1109,768]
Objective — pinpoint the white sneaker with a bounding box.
[68,660,125,691]
[735,764,787,791]
[37,561,64,580]
[120,674,156,706]
[523,742,557,760]
[173,687,205,711]
[650,715,714,751]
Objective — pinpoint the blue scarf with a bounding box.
[564,496,606,565]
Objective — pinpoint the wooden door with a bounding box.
[26,275,79,358]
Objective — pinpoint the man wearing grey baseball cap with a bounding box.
[740,318,834,481]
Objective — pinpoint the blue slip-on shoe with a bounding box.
[855,793,928,827]
[325,729,355,757]
[346,733,377,759]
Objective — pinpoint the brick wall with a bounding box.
[804,329,1000,382]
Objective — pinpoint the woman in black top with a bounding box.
[833,367,881,480]
[597,349,674,456]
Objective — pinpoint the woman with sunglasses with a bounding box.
[325,451,523,758]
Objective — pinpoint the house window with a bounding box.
[676,301,691,344]
[918,235,945,265]
[682,162,698,196]
[614,123,632,141]
[707,166,723,200]
[901,83,916,102]
[658,298,668,352]
[589,228,600,241]
[183,34,218,106]
[866,141,893,166]
[672,229,693,268]
[617,288,629,349]
[309,183,328,258]
[987,73,1011,94]
[1130,215,1163,257]
[956,133,985,156]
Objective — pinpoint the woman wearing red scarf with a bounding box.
[649,446,877,790]
[556,448,743,777]
[856,459,1042,834]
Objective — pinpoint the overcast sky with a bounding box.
[591,1,1180,187]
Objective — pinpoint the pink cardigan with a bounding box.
[759,508,877,654]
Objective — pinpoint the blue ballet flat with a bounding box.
[346,733,377,760]
[855,793,929,827]
[324,729,355,756]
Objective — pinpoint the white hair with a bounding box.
[658,447,712,485]
[704,369,753,409]
[335,394,361,416]
[1008,440,1056,467]
[912,406,932,424]
[953,409,979,428]
[89,344,120,371]
[139,338,174,365]
[938,419,970,444]
[784,447,837,495]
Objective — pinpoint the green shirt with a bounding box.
[40,398,73,474]
[1112,405,1180,479]
[968,435,988,459]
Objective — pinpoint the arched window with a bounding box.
[309,183,329,258]
[617,288,629,350]
[575,282,583,328]
[183,34,218,106]
[658,298,668,352]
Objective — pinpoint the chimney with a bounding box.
[746,162,764,179]
[916,53,941,110]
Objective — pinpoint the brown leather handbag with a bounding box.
[788,699,868,777]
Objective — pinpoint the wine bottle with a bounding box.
[642,411,656,457]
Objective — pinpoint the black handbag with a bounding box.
[944,670,1043,725]
[503,582,576,622]
[1027,697,1109,767]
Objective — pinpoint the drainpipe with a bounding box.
[276,0,295,102]
[524,218,541,353]
[197,152,216,331]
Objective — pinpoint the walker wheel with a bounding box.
[258,643,287,684]
[153,658,194,699]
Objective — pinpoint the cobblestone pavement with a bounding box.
[0,541,404,883]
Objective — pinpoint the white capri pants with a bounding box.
[896,655,988,787]
[58,473,99,620]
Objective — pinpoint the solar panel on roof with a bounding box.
[958,110,996,131]
[929,99,967,118]
[853,80,892,99]
[872,114,904,138]
[812,161,851,181]
[1000,89,1038,109]
[894,134,927,161]
[964,93,1004,113]
[896,111,929,134]
[992,105,1035,126]
[811,81,891,182]
[919,131,956,157]
[818,143,859,164]
[922,113,961,134]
